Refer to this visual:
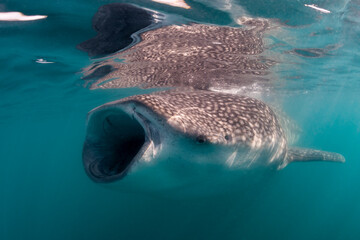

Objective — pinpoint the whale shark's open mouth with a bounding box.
[82,106,152,182]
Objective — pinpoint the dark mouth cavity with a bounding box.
[83,109,146,182]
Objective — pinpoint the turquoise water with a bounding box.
[1,0,360,239]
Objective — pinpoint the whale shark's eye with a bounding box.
[196,135,206,144]
[225,135,231,141]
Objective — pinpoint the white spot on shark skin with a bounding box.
[0,12,47,21]
[250,134,263,149]
[151,0,191,9]
[304,4,331,14]
[167,114,187,133]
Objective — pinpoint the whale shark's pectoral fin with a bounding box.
[286,147,345,164]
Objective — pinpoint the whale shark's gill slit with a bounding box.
[134,111,160,146]
[83,108,147,182]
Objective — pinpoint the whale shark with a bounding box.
[83,90,345,183]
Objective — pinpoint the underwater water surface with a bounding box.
[1,0,360,239]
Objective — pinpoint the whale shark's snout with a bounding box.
[83,104,159,182]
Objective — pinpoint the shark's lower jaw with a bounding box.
[82,106,153,182]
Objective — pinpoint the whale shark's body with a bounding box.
[83,90,344,183]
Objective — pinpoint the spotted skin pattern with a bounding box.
[82,21,275,90]
[105,90,285,149]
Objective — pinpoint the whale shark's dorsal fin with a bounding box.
[286,147,345,164]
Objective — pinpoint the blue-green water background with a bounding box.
[1,0,360,239]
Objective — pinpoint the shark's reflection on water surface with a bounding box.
[80,3,276,91]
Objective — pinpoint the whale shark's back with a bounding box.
[113,90,284,148]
